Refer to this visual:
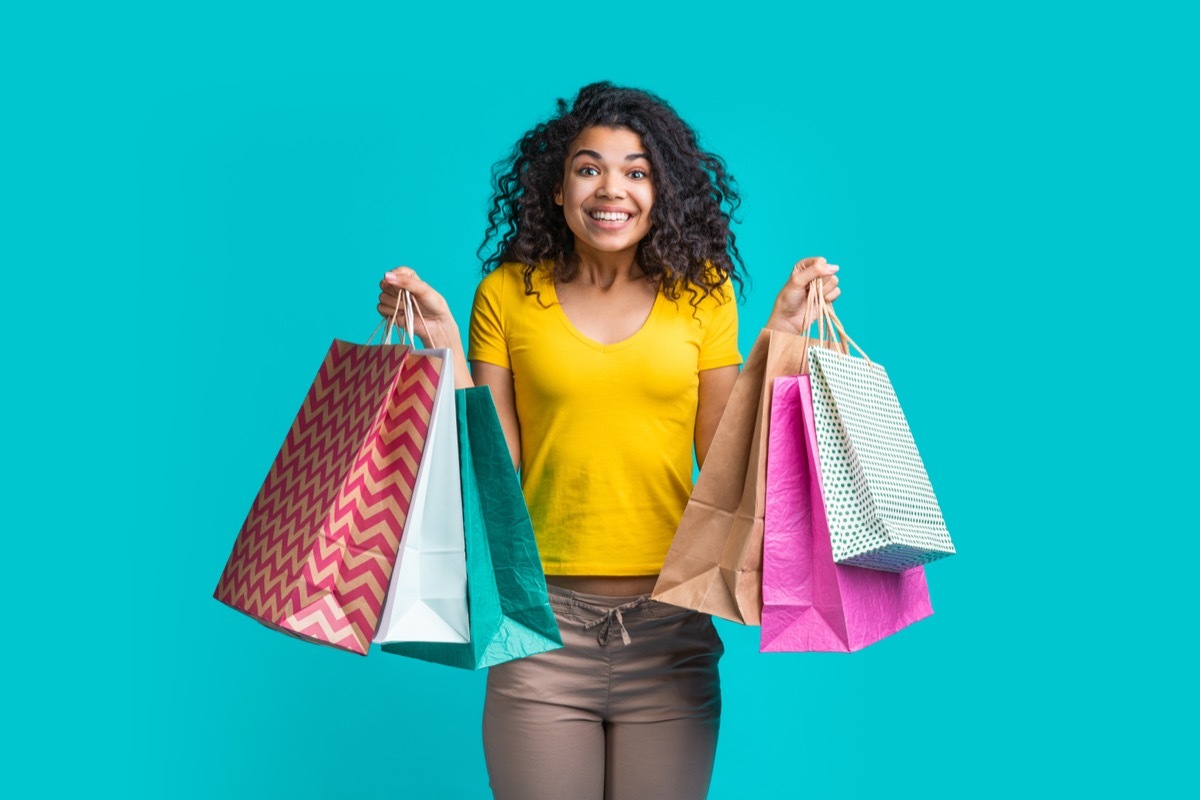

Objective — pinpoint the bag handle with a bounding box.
[793,277,847,357]
[367,290,435,347]
[814,279,871,364]
[806,279,844,355]
[795,277,873,366]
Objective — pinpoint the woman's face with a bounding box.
[555,125,655,264]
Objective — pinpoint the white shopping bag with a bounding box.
[373,347,470,644]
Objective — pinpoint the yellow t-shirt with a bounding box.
[468,261,742,575]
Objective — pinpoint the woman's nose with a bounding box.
[597,175,625,199]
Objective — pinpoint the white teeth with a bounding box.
[590,210,630,221]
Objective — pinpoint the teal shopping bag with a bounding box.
[382,386,561,668]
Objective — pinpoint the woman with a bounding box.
[378,82,839,800]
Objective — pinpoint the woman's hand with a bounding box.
[378,266,475,390]
[764,257,841,335]
[378,266,458,347]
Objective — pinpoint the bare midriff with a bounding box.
[546,575,659,598]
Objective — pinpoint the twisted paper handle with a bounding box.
[367,290,435,347]
[816,279,870,363]
[797,276,872,366]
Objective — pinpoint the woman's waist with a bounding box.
[547,574,658,597]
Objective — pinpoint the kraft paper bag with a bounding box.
[374,348,470,645]
[653,328,812,625]
[382,387,562,668]
[214,341,437,655]
[760,375,932,652]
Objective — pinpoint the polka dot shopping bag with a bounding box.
[803,285,956,572]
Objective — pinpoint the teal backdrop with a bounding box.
[5,1,1196,797]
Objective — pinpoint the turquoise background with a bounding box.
[5,1,1196,797]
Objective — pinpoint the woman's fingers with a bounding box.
[386,267,444,304]
[384,266,424,288]
[386,266,415,281]
[790,257,839,287]
[818,274,840,302]
[766,257,845,334]
[382,267,426,306]
[377,301,403,319]
[790,257,824,283]
[792,256,825,277]
[378,278,400,319]
[777,259,839,306]
[379,265,454,325]
[380,267,421,312]
[789,259,841,310]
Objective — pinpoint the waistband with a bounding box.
[546,584,694,646]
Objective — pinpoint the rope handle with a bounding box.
[367,290,435,347]
[816,281,873,367]
[792,278,846,357]
[793,277,872,365]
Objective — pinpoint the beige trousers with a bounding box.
[483,586,724,800]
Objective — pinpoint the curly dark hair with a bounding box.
[478,81,746,305]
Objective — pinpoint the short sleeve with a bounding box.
[468,267,511,369]
[697,281,742,370]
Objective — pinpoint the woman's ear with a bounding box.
[554,184,563,206]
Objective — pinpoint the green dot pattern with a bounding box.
[807,347,955,572]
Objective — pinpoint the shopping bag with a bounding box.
[373,348,470,644]
[761,375,932,652]
[653,328,812,625]
[806,301,956,571]
[382,386,562,668]
[213,340,438,655]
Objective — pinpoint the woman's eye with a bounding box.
[628,169,648,180]
[578,166,599,176]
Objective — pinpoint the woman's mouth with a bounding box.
[588,210,633,226]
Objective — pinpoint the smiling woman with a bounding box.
[376,82,840,800]
[555,126,656,259]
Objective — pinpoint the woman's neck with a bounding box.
[568,249,644,288]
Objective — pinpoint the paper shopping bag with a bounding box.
[382,386,562,668]
[653,328,812,625]
[213,340,437,655]
[374,348,470,645]
[760,375,932,652]
[807,342,956,572]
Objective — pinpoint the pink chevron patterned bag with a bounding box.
[214,339,440,655]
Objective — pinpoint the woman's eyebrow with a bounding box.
[571,149,650,162]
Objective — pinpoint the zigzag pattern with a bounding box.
[214,341,441,654]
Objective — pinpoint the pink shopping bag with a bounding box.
[214,341,440,655]
[760,375,933,652]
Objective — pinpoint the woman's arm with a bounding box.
[380,267,521,470]
[695,257,841,467]
[695,364,739,468]
[470,361,522,472]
